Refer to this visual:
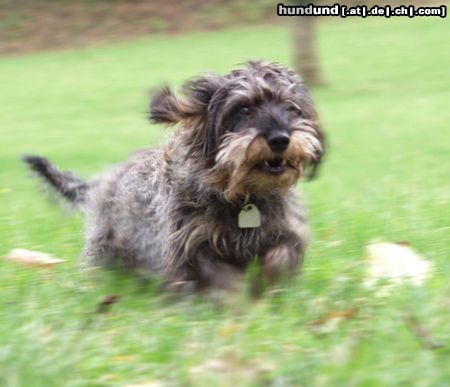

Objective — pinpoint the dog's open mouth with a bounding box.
[257,156,288,175]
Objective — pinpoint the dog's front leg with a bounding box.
[195,254,244,291]
[253,242,303,295]
[164,252,244,292]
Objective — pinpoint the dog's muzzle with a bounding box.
[257,156,288,175]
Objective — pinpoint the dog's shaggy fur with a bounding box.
[24,61,325,291]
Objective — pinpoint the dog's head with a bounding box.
[150,61,325,201]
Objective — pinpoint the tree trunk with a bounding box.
[292,16,324,87]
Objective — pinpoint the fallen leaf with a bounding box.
[309,309,358,334]
[96,295,121,313]
[396,240,411,246]
[4,249,64,268]
[125,383,164,387]
[364,242,432,292]
[98,374,121,382]
[112,355,138,363]
[326,240,343,247]
[218,323,241,338]
[190,349,274,384]
[310,310,358,325]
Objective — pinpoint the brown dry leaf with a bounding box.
[309,310,358,334]
[4,248,64,268]
[96,295,121,313]
[364,242,432,292]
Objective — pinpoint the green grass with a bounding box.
[0,17,449,386]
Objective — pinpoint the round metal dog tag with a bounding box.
[238,203,261,228]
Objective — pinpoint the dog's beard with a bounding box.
[208,121,322,202]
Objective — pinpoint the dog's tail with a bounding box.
[22,155,89,204]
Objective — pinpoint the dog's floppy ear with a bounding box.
[185,75,229,157]
[307,125,326,180]
[284,69,326,180]
[150,86,196,125]
[183,74,226,110]
[149,75,226,126]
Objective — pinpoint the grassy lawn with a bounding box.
[0,16,449,386]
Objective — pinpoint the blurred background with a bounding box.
[0,1,449,386]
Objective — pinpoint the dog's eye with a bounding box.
[239,106,250,115]
[287,105,302,116]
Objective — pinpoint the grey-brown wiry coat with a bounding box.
[23,61,325,291]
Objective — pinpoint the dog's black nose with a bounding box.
[267,132,290,153]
